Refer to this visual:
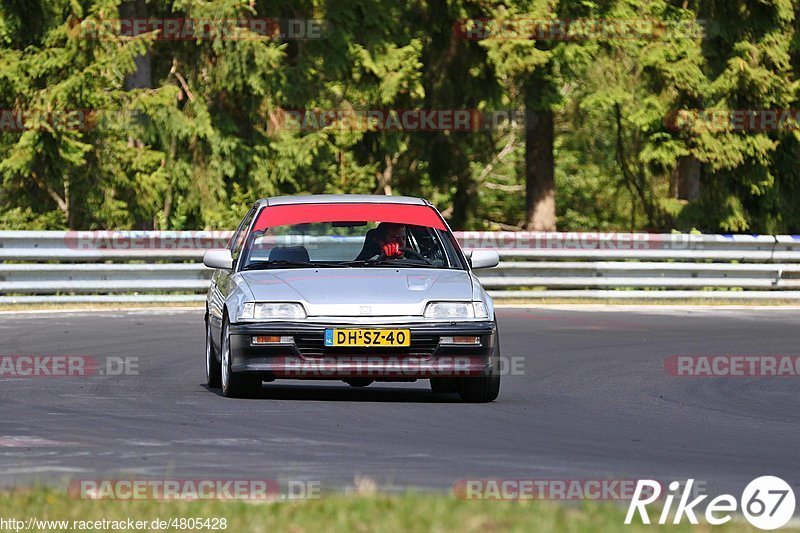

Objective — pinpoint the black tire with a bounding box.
[205,315,221,388]
[430,378,458,393]
[458,372,500,403]
[458,335,501,403]
[221,315,261,398]
[343,378,373,388]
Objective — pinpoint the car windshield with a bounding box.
[240,221,465,270]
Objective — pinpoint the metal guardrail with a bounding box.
[1,231,800,303]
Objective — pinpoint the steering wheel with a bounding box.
[378,246,432,265]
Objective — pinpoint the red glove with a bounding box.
[382,242,402,258]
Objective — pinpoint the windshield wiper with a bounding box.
[243,260,333,270]
[339,259,432,268]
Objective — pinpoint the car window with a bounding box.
[230,206,258,264]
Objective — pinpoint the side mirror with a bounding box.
[203,248,233,270]
[469,249,500,269]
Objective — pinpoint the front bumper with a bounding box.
[228,320,497,379]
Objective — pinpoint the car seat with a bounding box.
[355,228,380,261]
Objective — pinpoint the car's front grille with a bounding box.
[293,332,439,358]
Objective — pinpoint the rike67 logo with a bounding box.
[626,477,796,530]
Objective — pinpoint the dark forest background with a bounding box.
[1,0,799,232]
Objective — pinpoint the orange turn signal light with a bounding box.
[439,336,481,345]
[252,335,294,345]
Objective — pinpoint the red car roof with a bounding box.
[252,203,447,231]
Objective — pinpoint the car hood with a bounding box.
[239,268,474,317]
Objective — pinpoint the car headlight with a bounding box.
[424,301,489,319]
[238,302,307,321]
[472,301,489,319]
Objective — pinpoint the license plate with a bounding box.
[324,329,410,347]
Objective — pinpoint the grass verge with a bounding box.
[0,487,791,532]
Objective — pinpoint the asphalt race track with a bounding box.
[1,307,798,499]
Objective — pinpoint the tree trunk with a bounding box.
[523,106,556,231]
[119,0,152,90]
[376,154,396,195]
[671,155,701,201]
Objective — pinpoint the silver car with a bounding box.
[203,195,501,402]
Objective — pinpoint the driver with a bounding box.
[375,222,407,259]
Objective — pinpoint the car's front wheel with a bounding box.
[221,316,262,398]
[458,336,501,403]
[205,316,221,388]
